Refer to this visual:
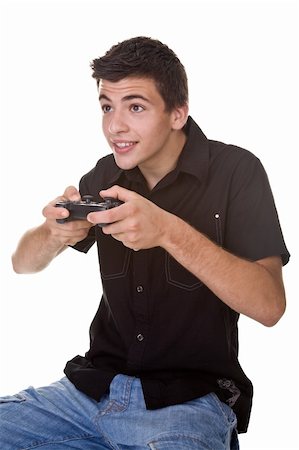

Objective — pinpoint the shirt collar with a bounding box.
[106,116,209,186]
[177,116,209,183]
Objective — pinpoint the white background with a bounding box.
[0,0,298,448]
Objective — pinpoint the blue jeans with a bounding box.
[0,375,239,449]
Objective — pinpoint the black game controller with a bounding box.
[55,195,123,227]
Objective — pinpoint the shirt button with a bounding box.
[137,333,144,341]
[136,285,144,293]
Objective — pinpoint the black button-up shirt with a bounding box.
[64,116,290,433]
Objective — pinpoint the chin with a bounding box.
[113,156,138,171]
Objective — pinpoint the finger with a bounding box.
[111,233,140,251]
[43,186,81,220]
[100,185,136,203]
[56,219,91,230]
[63,185,81,201]
[53,226,91,246]
[51,219,92,237]
[87,202,126,226]
[43,203,69,220]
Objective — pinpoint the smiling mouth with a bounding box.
[112,141,137,153]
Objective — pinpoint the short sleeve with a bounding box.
[71,226,96,254]
[225,155,290,265]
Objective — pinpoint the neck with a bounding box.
[141,130,187,190]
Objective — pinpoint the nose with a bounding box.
[107,111,129,134]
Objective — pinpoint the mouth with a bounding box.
[111,140,138,154]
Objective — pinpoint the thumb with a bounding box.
[63,185,81,201]
[100,185,136,203]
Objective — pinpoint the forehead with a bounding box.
[98,77,161,100]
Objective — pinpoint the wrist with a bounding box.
[159,213,186,252]
[42,221,68,251]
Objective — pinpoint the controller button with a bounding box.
[82,195,94,204]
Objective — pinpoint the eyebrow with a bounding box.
[99,94,150,103]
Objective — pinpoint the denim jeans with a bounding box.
[0,375,239,449]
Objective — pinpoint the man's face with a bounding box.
[99,77,185,176]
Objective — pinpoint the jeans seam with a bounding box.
[122,375,134,408]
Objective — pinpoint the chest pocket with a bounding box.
[165,253,203,291]
[164,212,223,291]
[96,229,131,280]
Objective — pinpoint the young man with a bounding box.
[1,37,290,449]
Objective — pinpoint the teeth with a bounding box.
[115,142,134,148]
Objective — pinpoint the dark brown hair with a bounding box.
[91,36,188,112]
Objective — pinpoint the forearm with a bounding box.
[11,186,94,274]
[162,214,286,326]
[12,223,66,274]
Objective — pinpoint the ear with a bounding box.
[171,104,189,130]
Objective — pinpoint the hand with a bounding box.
[87,185,172,251]
[42,186,93,246]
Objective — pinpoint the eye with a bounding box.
[101,104,112,113]
[130,104,144,113]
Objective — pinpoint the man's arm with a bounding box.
[87,185,286,327]
[12,224,67,274]
[162,214,286,327]
[12,186,93,274]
